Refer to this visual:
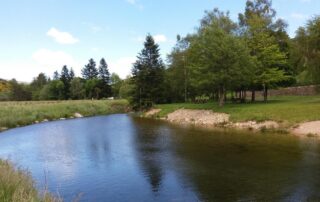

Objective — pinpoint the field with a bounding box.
[0,100,129,129]
[0,160,61,202]
[156,96,320,125]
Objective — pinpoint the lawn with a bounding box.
[156,96,320,124]
[0,100,129,129]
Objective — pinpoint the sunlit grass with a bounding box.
[0,100,129,129]
[156,96,320,124]
[0,160,61,202]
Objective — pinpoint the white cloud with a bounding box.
[126,0,136,4]
[291,13,309,20]
[47,27,79,44]
[125,0,144,10]
[153,34,167,43]
[109,57,136,78]
[32,49,77,68]
[0,49,79,82]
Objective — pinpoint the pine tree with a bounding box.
[53,71,60,80]
[69,68,75,80]
[98,58,111,97]
[131,34,165,109]
[60,65,72,99]
[82,59,98,80]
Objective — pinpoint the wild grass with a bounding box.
[0,100,129,129]
[156,96,320,124]
[0,160,61,202]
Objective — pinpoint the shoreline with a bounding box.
[0,112,129,133]
[144,108,320,137]
[0,100,129,132]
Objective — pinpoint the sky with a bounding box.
[0,0,319,82]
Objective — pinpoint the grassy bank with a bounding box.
[0,100,129,129]
[156,96,320,125]
[0,160,60,202]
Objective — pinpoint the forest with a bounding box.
[1,0,320,109]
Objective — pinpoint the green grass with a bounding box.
[0,100,129,129]
[156,96,320,124]
[0,160,61,202]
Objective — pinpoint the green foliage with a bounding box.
[166,36,191,103]
[292,16,320,84]
[175,9,255,106]
[8,79,32,101]
[98,58,112,98]
[119,77,134,100]
[239,0,290,101]
[39,80,64,100]
[70,77,85,99]
[131,34,166,109]
[82,58,99,80]
[60,65,73,99]
[84,78,101,99]
[110,73,123,98]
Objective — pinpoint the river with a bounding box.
[0,114,320,201]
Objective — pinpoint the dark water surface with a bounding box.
[0,114,320,201]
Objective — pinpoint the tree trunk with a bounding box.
[242,90,247,103]
[251,90,255,102]
[219,86,225,107]
[263,84,268,103]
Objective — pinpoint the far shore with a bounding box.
[144,96,320,137]
[144,108,320,137]
[0,100,129,131]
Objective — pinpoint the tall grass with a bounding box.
[0,100,129,129]
[0,160,61,202]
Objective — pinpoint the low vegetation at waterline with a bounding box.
[0,100,128,129]
[156,96,320,125]
[0,160,61,202]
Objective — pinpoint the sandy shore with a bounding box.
[292,121,320,136]
[145,109,281,131]
[144,108,320,137]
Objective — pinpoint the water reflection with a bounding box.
[0,115,319,201]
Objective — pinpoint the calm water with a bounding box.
[0,114,320,201]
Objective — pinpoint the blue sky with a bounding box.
[0,0,319,82]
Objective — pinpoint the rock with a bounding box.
[74,113,83,118]
[166,109,230,126]
[60,118,66,120]
[145,109,161,117]
[35,120,39,124]
[0,127,8,132]
[42,119,49,122]
[292,121,320,136]
[231,121,279,130]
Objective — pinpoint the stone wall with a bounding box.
[269,85,320,96]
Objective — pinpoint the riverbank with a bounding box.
[0,160,61,202]
[0,100,129,131]
[146,96,320,136]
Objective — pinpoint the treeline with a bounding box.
[129,0,320,108]
[1,0,320,108]
[0,58,126,101]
